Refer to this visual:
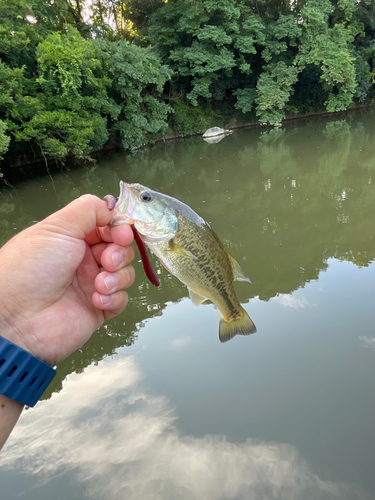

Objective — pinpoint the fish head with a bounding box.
[111,182,178,241]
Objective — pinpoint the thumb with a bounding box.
[40,195,112,240]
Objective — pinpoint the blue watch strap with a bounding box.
[0,336,56,407]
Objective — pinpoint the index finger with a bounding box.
[99,224,134,247]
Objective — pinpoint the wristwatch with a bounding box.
[0,336,56,407]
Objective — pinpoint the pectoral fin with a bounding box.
[169,240,197,260]
[228,253,252,284]
[188,288,208,307]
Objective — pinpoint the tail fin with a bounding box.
[219,307,256,343]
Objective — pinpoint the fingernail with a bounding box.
[100,294,111,305]
[104,274,118,293]
[112,251,124,269]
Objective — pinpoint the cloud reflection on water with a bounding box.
[1,355,370,500]
[359,336,375,350]
[170,337,192,349]
[272,293,316,309]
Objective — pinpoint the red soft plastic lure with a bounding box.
[131,225,160,287]
[104,193,160,287]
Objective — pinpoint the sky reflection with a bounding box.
[1,353,371,500]
[2,113,375,499]
[272,292,316,309]
[359,336,375,351]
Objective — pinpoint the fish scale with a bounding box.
[155,213,239,318]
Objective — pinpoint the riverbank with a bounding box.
[1,104,374,185]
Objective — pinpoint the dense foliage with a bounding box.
[1,0,375,165]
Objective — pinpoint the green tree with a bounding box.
[253,13,301,123]
[148,0,263,106]
[14,28,119,158]
[0,0,39,69]
[255,62,299,124]
[0,61,40,153]
[148,0,302,124]
[0,120,10,161]
[296,0,358,112]
[95,39,172,149]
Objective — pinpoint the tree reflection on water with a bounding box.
[1,111,375,392]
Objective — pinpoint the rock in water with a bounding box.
[202,127,232,138]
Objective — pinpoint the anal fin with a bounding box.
[189,288,208,307]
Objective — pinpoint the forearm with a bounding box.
[0,394,23,450]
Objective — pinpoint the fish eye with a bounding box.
[140,191,152,202]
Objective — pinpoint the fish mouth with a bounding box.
[110,181,136,225]
[110,181,173,239]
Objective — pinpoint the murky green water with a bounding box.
[1,112,375,499]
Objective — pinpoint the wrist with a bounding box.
[0,313,39,362]
[0,300,54,366]
[0,336,57,407]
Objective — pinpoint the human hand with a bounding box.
[0,195,135,366]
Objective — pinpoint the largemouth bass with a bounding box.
[109,182,256,343]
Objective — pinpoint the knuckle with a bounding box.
[120,265,134,287]
[125,265,136,285]
[79,194,99,204]
[125,245,134,264]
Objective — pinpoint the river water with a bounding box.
[1,111,375,499]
